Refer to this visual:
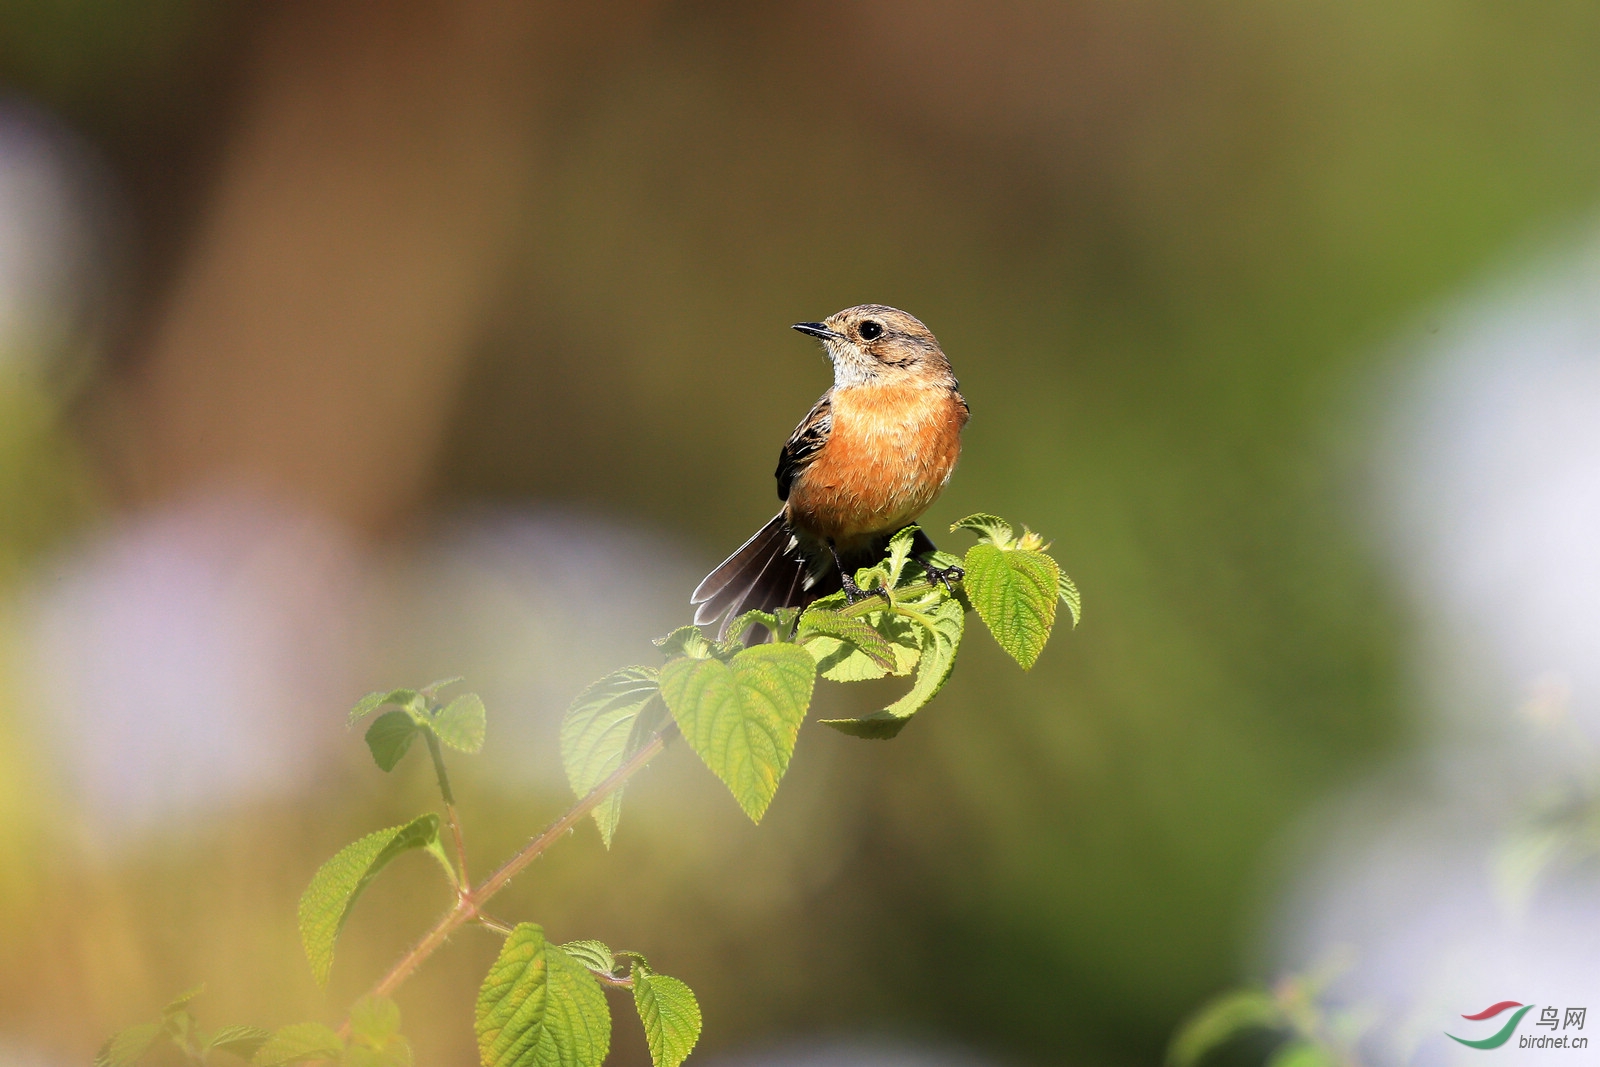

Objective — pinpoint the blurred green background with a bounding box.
[1,2,1598,1064]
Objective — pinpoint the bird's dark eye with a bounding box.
[858,321,884,341]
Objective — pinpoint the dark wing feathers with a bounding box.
[775,393,832,501]
[692,391,841,642]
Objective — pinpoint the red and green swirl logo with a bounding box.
[1448,1002,1533,1049]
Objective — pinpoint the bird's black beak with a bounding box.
[791,322,844,341]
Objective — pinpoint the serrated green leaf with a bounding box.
[364,711,418,772]
[723,609,781,644]
[349,688,420,726]
[162,984,205,1015]
[561,668,669,847]
[822,596,963,739]
[950,513,1014,547]
[1058,569,1081,628]
[653,626,714,660]
[796,608,897,672]
[477,924,611,1067]
[208,1026,272,1060]
[884,525,920,586]
[96,1023,161,1067]
[1167,990,1284,1067]
[298,814,441,986]
[252,1023,343,1066]
[660,643,816,822]
[545,946,612,1067]
[560,940,617,976]
[434,693,487,753]
[802,607,920,682]
[962,543,1058,669]
[632,965,702,1067]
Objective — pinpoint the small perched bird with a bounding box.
[692,304,970,638]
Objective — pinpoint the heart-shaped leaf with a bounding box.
[364,711,418,772]
[632,963,702,1067]
[561,667,669,847]
[433,692,486,753]
[962,542,1058,669]
[477,924,610,1067]
[659,643,816,822]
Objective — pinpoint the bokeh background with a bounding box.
[3,3,1600,1065]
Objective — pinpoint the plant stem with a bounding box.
[340,724,675,1032]
[423,729,471,892]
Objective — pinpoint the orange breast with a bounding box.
[785,382,966,548]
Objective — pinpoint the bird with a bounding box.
[691,304,970,640]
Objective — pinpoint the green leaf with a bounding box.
[364,711,419,772]
[560,940,617,976]
[962,542,1058,669]
[1167,990,1283,1067]
[660,643,817,822]
[345,996,410,1067]
[796,608,898,673]
[802,607,920,682]
[162,984,206,1014]
[252,1023,344,1066]
[883,525,920,586]
[631,964,702,1067]
[96,1023,161,1067]
[434,693,487,753]
[950,513,1014,547]
[298,814,441,986]
[653,626,715,660]
[723,609,781,644]
[208,1026,272,1060]
[161,983,204,1052]
[561,667,669,847]
[349,997,401,1044]
[1058,569,1082,628]
[477,924,611,1067]
[822,596,963,739]
[349,688,420,726]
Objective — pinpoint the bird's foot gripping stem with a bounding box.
[839,571,871,606]
[922,560,965,595]
[828,541,881,607]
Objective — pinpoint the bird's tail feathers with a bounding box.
[691,513,832,641]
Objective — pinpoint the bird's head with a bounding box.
[791,304,953,387]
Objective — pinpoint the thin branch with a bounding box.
[339,724,675,1033]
